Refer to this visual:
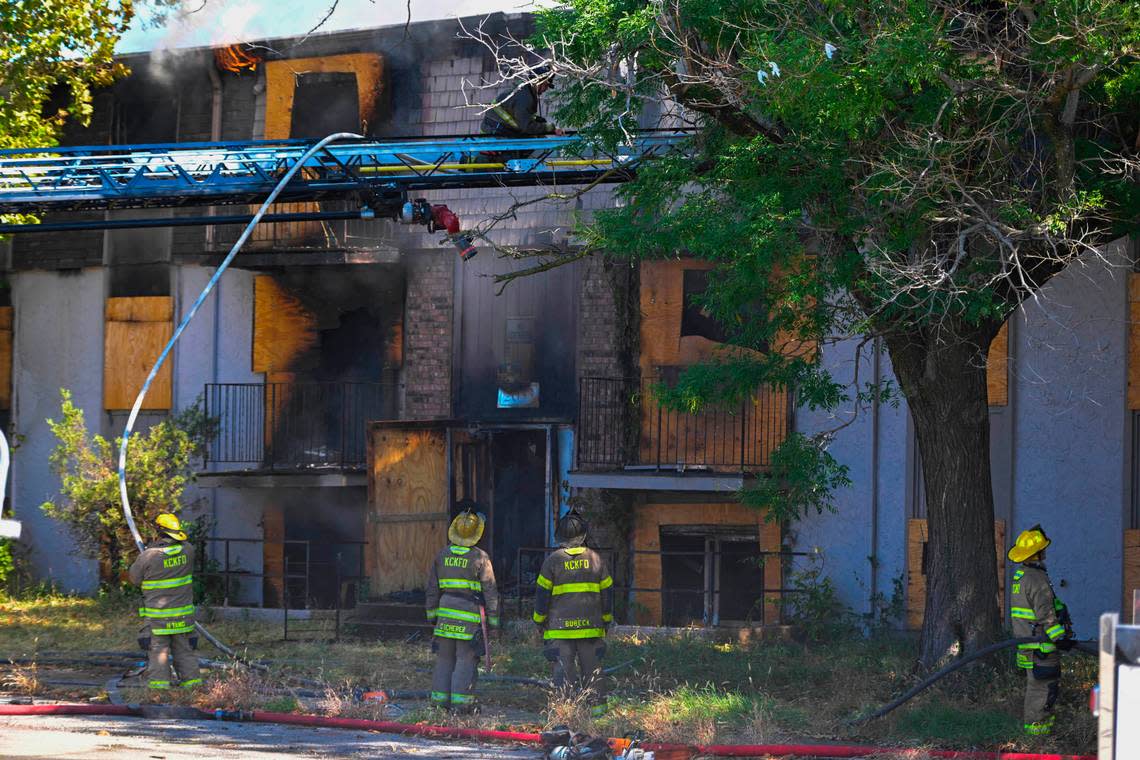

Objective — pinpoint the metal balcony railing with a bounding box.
[204,381,390,469]
[207,200,392,253]
[576,376,790,472]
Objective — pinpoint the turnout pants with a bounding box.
[144,633,201,689]
[1023,651,1061,735]
[431,636,479,710]
[546,637,607,714]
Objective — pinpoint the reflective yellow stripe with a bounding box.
[533,612,548,624]
[544,628,605,640]
[139,605,195,618]
[426,609,438,620]
[1045,625,1066,641]
[181,678,203,687]
[564,547,587,556]
[141,574,192,590]
[430,691,449,703]
[552,582,600,595]
[1010,607,1036,620]
[452,693,476,704]
[535,574,553,590]
[602,613,613,623]
[449,546,471,555]
[152,624,194,635]
[599,576,613,590]
[435,629,475,640]
[439,578,482,590]
[161,545,183,555]
[436,607,480,622]
[492,105,520,130]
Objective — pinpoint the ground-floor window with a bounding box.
[659,526,766,626]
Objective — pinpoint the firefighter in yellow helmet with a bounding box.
[425,506,499,712]
[1008,524,1073,736]
[127,513,201,690]
[533,510,614,716]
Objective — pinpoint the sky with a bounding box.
[117,0,553,53]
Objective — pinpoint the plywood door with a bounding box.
[366,424,449,595]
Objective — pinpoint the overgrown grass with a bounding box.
[0,592,1096,756]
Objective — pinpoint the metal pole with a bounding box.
[334,552,342,643]
[223,540,230,608]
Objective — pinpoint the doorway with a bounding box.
[660,527,766,626]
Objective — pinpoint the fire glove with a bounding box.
[1056,637,1076,651]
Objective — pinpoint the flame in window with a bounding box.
[215,45,261,73]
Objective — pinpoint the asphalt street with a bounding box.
[0,714,545,759]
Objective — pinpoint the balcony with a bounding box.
[204,381,391,471]
[575,376,790,479]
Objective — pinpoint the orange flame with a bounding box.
[214,45,261,74]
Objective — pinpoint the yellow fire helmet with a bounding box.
[448,510,485,548]
[154,513,187,542]
[1008,524,1050,564]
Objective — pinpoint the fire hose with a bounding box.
[113,133,365,666]
[851,636,1098,725]
[0,702,1095,759]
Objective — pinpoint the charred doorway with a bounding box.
[279,491,366,609]
[449,427,553,593]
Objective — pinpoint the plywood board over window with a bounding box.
[987,321,1009,406]
[103,297,173,411]
[906,518,1006,629]
[251,275,318,374]
[1128,274,1140,410]
[263,53,385,140]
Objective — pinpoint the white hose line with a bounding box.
[0,428,17,540]
[117,132,362,553]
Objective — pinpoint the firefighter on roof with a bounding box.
[481,65,563,139]
[127,513,201,690]
[1008,524,1074,736]
[426,507,499,712]
[533,510,614,716]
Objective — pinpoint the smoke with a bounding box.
[118,0,556,54]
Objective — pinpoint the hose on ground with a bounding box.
[851,636,1098,726]
[111,132,362,666]
[0,702,1096,759]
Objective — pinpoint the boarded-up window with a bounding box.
[252,275,318,374]
[290,72,359,138]
[103,297,173,410]
[906,518,1005,629]
[987,322,1009,406]
[681,269,729,344]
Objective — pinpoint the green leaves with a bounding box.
[39,390,215,576]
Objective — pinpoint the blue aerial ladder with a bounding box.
[0,132,687,245]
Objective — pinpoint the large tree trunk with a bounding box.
[884,323,1004,668]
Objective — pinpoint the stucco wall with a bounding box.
[793,338,909,621]
[1007,245,1129,634]
[11,269,105,591]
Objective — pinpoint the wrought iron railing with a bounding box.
[204,381,390,469]
[576,376,790,472]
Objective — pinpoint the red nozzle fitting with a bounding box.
[430,204,477,261]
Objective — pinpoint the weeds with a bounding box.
[0,592,1097,756]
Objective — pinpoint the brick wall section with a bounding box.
[578,255,631,381]
[403,252,454,419]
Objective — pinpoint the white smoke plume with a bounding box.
[119,0,555,54]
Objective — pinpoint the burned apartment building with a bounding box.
[4,14,1138,636]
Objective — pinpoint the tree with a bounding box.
[40,390,216,581]
[475,1,1140,665]
[0,1,183,151]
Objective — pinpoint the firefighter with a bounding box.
[1008,524,1074,736]
[425,509,499,712]
[481,66,563,139]
[533,510,614,715]
[127,513,201,690]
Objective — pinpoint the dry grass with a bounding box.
[0,592,1098,756]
